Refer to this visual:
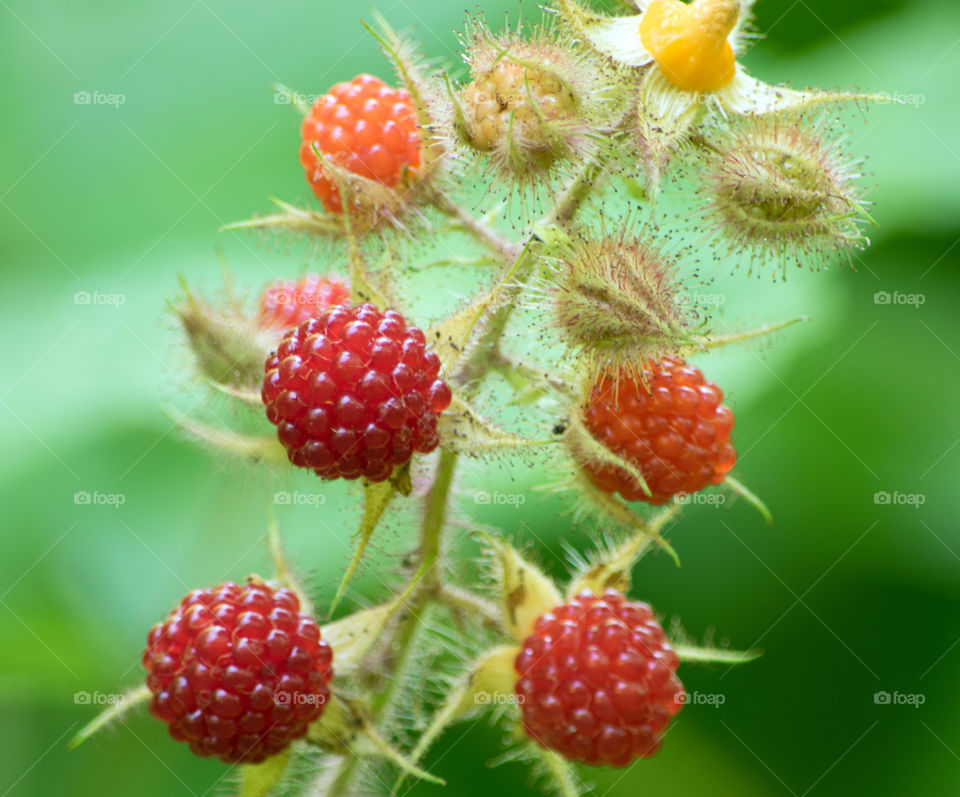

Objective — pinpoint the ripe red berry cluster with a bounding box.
[262,303,452,482]
[582,357,736,504]
[259,274,351,330]
[143,581,333,764]
[300,74,421,214]
[514,590,684,767]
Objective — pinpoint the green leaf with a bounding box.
[327,476,400,618]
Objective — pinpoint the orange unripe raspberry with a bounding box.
[300,74,421,214]
[581,358,736,504]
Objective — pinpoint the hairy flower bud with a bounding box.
[174,283,273,390]
[551,234,691,376]
[699,115,871,276]
[453,19,608,186]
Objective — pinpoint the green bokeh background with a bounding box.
[2,0,959,794]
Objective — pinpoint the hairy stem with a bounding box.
[432,192,523,263]
[437,584,502,629]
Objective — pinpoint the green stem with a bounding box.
[432,192,522,263]
[489,350,577,400]
[690,316,809,352]
[436,584,502,629]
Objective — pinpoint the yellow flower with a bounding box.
[555,0,875,190]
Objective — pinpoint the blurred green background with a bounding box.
[2,0,959,794]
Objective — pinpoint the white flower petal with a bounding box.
[635,68,704,200]
[640,67,702,123]
[718,69,871,115]
[729,0,759,55]
[553,0,652,66]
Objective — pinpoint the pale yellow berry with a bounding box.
[462,60,577,155]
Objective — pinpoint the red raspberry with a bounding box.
[259,274,351,330]
[143,581,333,764]
[261,302,452,482]
[299,74,421,214]
[581,357,736,505]
[514,590,683,767]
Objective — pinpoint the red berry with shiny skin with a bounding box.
[143,581,333,764]
[582,357,736,505]
[262,302,452,482]
[259,274,351,330]
[300,74,421,214]
[514,590,683,767]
